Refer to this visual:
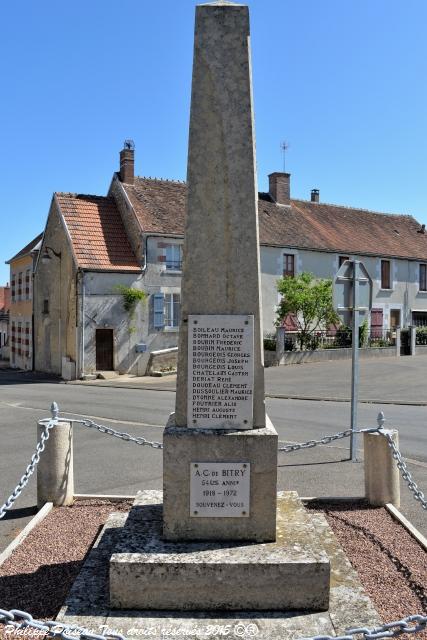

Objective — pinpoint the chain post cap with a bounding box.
[377,411,386,429]
[50,402,59,420]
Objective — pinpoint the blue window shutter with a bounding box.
[153,293,165,328]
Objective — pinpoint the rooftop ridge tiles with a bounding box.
[131,181,415,220]
[56,192,113,200]
[291,198,412,220]
[134,176,186,184]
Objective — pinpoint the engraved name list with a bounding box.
[188,314,254,428]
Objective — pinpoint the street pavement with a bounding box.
[0,357,426,555]
[67,354,427,404]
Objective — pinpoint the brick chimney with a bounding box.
[268,172,290,206]
[311,189,319,203]
[119,140,135,184]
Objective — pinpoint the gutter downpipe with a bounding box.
[80,271,85,379]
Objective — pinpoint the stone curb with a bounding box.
[66,381,175,392]
[266,394,427,406]
[65,380,427,406]
[0,502,53,567]
[385,503,427,551]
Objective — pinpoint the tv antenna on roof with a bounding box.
[124,139,135,150]
[280,141,289,173]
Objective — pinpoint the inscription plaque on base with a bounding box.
[190,462,250,517]
[188,314,254,429]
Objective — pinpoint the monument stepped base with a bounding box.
[109,490,330,611]
[56,491,381,639]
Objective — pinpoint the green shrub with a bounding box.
[263,333,276,351]
[416,326,427,345]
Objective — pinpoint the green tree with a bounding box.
[276,272,339,350]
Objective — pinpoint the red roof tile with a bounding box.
[259,197,427,260]
[56,194,140,272]
[122,178,427,261]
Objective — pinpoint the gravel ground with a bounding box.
[0,500,425,639]
[307,501,427,638]
[0,500,132,639]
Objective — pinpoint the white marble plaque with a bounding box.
[188,314,254,429]
[190,462,250,517]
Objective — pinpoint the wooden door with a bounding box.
[370,309,383,338]
[96,329,114,370]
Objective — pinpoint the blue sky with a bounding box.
[1,0,427,284]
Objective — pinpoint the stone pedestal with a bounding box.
[109,491,330,611]
[163,415,278,542]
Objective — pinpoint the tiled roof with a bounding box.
[122,178,427,261]
[258,197,427,260]
[7,233,43,263]
[56,194,140,272]
[123,178,187,235]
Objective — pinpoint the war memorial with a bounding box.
[54,1,383,636]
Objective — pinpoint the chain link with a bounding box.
[0,608,426,640]
[308,614,427,640]
[73,418,163,449]
[278,427,379,453]
[0,417,56,520]
[382,431,427,510]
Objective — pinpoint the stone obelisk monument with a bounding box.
[163,0,278,542]
[109,2,330,612]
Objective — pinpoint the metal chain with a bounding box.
[73,417,163,449]
[0,405,58,520]
[308,614,427,640]
[382,431,427,510]
[0,609,426,640]
[278,427,379,453]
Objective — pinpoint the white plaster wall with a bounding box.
[260,247,427,334]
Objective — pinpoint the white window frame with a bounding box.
[419,263,427,293]
[165,244,183,271]
[164,292,181,330]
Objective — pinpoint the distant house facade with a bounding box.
[260,174,427,335]
[0,285,11,359]
[34,145,427,379]
[6,235,42,370]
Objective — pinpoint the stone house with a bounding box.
[0,284,11,359]
[6,234,42,370]
[34,144,427,378]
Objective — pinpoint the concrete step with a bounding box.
[109,490,330,611]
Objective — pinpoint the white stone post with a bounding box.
[364,413,400,507]
[37,412,74,508]
[276,327,285,364]
[395,327,401,357]
[410,325,416,356]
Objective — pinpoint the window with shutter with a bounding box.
[381,260,391,289]
[420,264,427,292]
[153,293,165,328]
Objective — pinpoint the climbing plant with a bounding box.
[114,286,147,334]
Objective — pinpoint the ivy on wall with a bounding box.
[114,286,147,334]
